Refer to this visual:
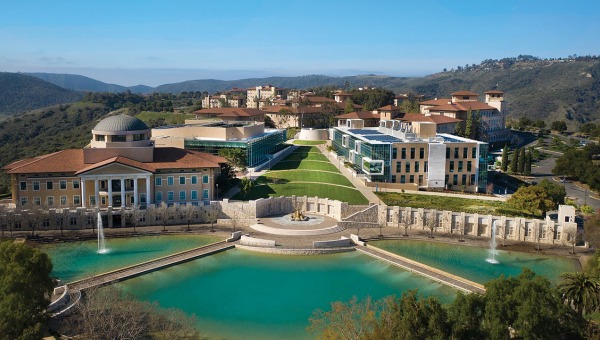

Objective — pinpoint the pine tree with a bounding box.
[524,150,532,175]
[471,110,481,140]
[455,121,465,137]
[344,99,355,114]
[518,148,526,174]
[465,110,473,139]
[510,148,519,173]
[501,146,509,172]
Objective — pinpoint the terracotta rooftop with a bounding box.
[451,90,479,96]
[335,111,380,120]
[4,148,225,175]
[484,90,505,94]
[304,96,336,104]
[427,101,496,112]
[420,98,451,106]
[377,105,401,111]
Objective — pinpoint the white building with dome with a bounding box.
[3,114,226,210]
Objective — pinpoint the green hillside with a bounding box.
[0,73,82,117]
[27,72,152,93]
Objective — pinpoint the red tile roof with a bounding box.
[305,96,336,104]
[426,101,496,112]
[335,111,380,120]
[4,148,225,175]
[419,98,451,106]
[377,105,401,111]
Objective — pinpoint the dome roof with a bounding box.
[93,114,149,132]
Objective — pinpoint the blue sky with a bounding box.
[1,0,599,86]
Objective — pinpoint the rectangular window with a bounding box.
[156,192,163,202]
[20,181,27,190]
[454,148,459,159]
[191,176,198,184]
[202,189,209,199]
[47,181,53,190]
[400,175,406,184]
[392,148,398,159]
[60,180,67,190]
[472,147,477,158]
[34,197,41,205]
[419,148,425,159]
[73,195,81,205]
[405,162,410,173]
[410,148,415,159]
[449,161,454,172]
[401,148,406,159]
[418,175,423,185]
[179,176,186,185]
[191,190,198,200]
[445,175,449,184]
[167,177,174,186]
[202,175,209,184]
[60,196,67,205]
[155,177,162,186]
[446,148,450,158]
[20,197,27,206]
[179,191,186,200]
[33,181,40,191]
[424,161,428,172]
[391,175,396,183]
[101,196,106,205]
[458,161,463,172]
[414,161,420,173]
[453,175,458,186]
[47,196,54,206]
[70,217,77,226]
[467,161,472,172]
[140,193,147,204]
[396,161,401,172]
[167,191,174,201]
[462,174,467,185]
[73,180,80,189]
[463,147,468,158]
[409,175,414,183]
[470,174,476,185]
[89,196,96,206]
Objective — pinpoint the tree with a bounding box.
[218,148,247,172]
[454,121,465,137]
[320,102,341,128]
[551,120,568,133]
[508,185,555,217]
[510,148,519,173]
[68,285,201,340]
[307,296,381,339]
[447,292,486,339]
[464,110,474,139]
[518,147,526,174]
[206,208,219,232]
[0,241,54,339]
[181,203,198,232]
[500,146,509,172]
[565,225,579,254]
[152,202,171,232]
[399,210,412,237]
[424,210,440,238]
[524,149,532,175]
[584,209,600,249]
[240,177,254,199]
[23,202,47,237]
[558,272,600,316]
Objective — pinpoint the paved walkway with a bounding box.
[68,241,234,291]
[357,245,486,294]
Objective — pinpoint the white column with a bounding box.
[133,178,138,208]
[120,178,125,208]
[146,175,152,205]
[81,179,86,208]
[108,179,113,206]
[94,179,100,208]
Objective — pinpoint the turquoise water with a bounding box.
[118,249,458,340]
[372,239,580,284]
[42,235,222,283]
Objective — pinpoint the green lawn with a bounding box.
[270,160,339,172]
[264,170,353,187]
[376,192,532,217]
[284,152,329,162]
[235,183,368,205]
[293,140,326,145]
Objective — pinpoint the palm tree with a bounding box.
[557,272,600,316]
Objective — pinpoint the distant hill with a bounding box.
[0,73,83,116]
[26,72,152,94]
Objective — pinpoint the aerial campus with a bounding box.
[1,83,598,339]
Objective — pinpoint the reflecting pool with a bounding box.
[372,239,580,284]
[118,249,458,340]
[43,235,222,283]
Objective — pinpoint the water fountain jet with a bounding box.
[97,212,109,254]
[486,220,499,264]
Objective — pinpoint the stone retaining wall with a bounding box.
[235,244,355,255]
